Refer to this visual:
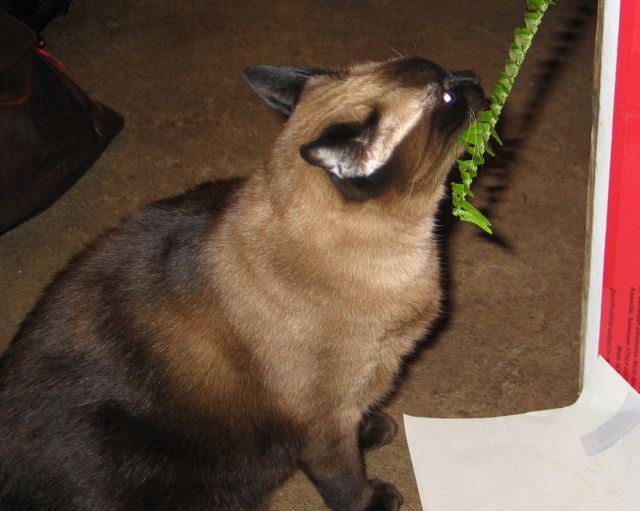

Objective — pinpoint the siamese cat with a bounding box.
[0,56,485,510]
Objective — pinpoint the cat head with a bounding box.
[244,56,485,211]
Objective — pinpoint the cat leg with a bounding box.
[358,410,398,452]
[299,424,403,511]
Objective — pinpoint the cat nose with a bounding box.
[447,70,481,88]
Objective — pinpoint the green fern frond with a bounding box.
[451,0,555,234]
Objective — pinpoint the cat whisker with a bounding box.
[385,43,404,58]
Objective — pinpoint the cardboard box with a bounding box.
[582,0,640,392]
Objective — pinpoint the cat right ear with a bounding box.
[244,65,326,116]
[299,111,380,180]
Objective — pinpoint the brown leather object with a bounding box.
[0,10,124,234]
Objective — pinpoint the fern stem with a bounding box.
[451,0,554,234]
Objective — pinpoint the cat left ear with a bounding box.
[244,65,326,116]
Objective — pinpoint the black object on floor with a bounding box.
[0,0,71,33]
[0,10,124,234]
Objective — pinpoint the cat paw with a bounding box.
[365,480,403,510]
[358,411,398,451]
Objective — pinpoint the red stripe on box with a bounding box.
[599,0,640,391]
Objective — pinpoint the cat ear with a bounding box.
[301,97,426,185]
[244,65,326,116]
[299,112,380,180]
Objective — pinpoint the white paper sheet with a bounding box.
[404,357,640,510]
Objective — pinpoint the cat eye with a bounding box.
[442,91,455,104]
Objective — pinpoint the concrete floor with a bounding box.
[0,0,597,509]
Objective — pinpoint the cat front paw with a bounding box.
[365,480,403,510]
[359,411,398,451]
